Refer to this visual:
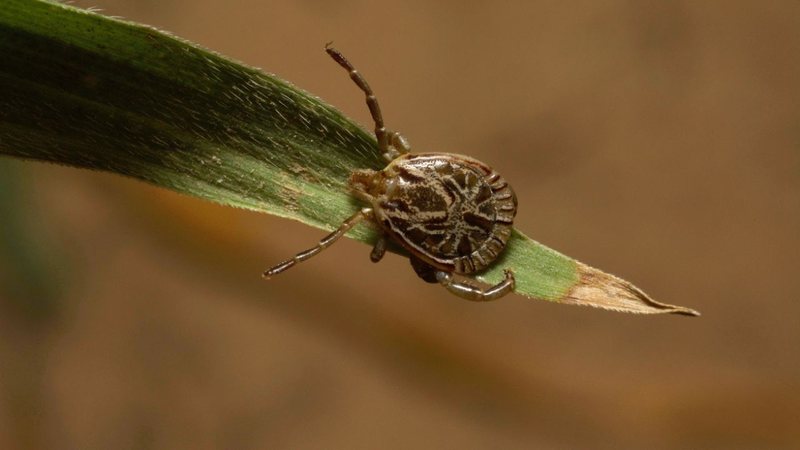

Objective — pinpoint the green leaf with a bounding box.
[0,0,698,316]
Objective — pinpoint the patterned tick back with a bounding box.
[373,153,517,274]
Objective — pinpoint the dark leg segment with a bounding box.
[435,269,515,302]
[370,235,388,262]
[263,208,372,278]
[409,255,440,284]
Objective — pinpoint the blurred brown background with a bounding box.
[1,0,799,449]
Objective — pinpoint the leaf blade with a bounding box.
[0,0,698,316]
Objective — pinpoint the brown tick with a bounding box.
[263,45,517,301]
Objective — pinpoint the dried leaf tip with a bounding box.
[563,263,700,316]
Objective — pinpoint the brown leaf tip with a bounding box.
[563,263,701,316]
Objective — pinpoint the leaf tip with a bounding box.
[563,263,700,316]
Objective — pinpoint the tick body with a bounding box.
[264,45,517,301]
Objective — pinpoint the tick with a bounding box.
[263,45,517,301]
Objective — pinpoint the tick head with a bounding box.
[348,169,386,201]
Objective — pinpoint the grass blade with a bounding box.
[0,0,698,315]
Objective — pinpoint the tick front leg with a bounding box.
[435,269,515,302]
[325,45,410,163]
[325,45,389,157]
[263,208,372,279]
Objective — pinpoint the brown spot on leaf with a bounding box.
[278,182,302,212]
[289,163,320,184]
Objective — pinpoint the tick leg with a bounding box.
[263,208,372,279]
[389,131,411,155]
[435,269,515,302]
[370,234,388,262]
[325,45,389,157]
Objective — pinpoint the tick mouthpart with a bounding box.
[348,169,385,198]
